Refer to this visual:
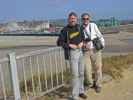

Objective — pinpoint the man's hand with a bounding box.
[78,42,83,48]
[83,41,91,50]
[69,44,78,49]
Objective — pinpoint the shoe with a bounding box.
[79,93,87,99]
[95,86,102,93]
[93,81,102,93]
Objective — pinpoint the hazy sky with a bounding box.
[0,0,133,21]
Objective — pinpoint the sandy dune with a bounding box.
[59,66,133,100]
[84,67,133,100]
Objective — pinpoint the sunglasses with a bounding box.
[82,18,89,20]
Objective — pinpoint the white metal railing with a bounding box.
[0,47,67,100]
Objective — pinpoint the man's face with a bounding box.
[68,15,77,26]
[82,15,90,26]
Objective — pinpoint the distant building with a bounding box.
[35,21,50,32]
[6,21,21,32]
[0,20,59,33]
[1,20,50,33]
[0,27,7,33]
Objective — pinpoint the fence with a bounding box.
[0,47,67,100]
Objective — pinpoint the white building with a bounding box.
[35,21,50,32]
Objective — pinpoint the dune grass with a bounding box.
[103,53,133,79]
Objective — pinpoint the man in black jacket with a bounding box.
[57,12,87,100]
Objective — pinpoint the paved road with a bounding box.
[0,31,133,59]
[0,45,56,59]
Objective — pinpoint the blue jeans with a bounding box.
[70,49,85,98]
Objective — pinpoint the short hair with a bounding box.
[68,12,77,17]
[81,13,90,18]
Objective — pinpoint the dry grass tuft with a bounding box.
[103,53,133,79]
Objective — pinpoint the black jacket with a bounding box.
[57,24,84,60]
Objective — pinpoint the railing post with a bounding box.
[9,52,21,100]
